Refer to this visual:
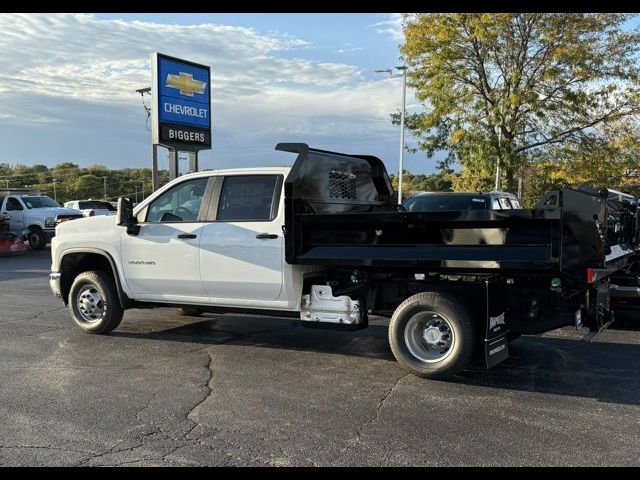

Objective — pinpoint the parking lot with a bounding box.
[0,249,639,466]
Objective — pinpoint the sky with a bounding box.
[0,13,439,176]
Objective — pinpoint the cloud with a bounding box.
[370,13,405,42]
[0,13,359,103]
[0,13,433,174]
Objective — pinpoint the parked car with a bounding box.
[0,191,83,249]
[64,200,117,217]
[403,191,522,212]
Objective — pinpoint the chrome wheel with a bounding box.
[76,285,106,323]
[404,311,455,363]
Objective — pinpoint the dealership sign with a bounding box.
[151,52,212,150]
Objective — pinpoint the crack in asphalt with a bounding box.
[33,307,67,319]
[348,373,410,446]
[186,353,214,428]
[0,444,95,456]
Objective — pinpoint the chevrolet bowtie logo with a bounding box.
[165,72,206,97]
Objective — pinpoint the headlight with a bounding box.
[45,217,56,228]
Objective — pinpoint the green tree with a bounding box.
[399,13,640,192]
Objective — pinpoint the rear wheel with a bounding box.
[68,270,123,334]
[388,292,477,379]
[176,307,203,317]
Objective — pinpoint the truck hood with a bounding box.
[26,207,83,218]
[56,213,117,234]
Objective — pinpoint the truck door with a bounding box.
[3,197,26,232]
[199,174,284,303]
[120,176,211,301]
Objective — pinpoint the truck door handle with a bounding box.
[177,233,197,239]
[256,233,278,239]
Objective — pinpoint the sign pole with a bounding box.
[188,151,198,173]
[168,147,178,181]
[151,144,158,193]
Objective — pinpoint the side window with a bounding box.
[510,198,521,209]
[146,177,209,223]
[6,197,23,211]
[498,197,512,209]
[217,175,280,222]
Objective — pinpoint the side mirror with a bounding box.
[116,197,140,235]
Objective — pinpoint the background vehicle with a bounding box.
[64,200,117,218]
[49,144,639,379]
[403,191,522,212]
[0,189,83,249]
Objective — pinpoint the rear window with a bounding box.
[78,201,116,211]
[404,195,488,212]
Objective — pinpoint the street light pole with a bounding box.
[53,178,57,202]
[375,65,408,204]
[103,176,107,201]
[141,182,145,201]
[135,186,138,204]
[398,66,407,205]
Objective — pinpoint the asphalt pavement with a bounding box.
[1,249,639,466]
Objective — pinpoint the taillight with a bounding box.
[586,268,594,284]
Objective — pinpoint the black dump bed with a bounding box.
[279,143,638,284]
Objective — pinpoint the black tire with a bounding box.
[388,292,477,379]
[175,307,203,317]
[68,270,123,334]
[27,227,46,250]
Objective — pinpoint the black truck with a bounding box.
[280,143,639,377]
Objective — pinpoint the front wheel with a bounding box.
[68,271,123,334]
[27,227,46,250]
[388,292,477,379]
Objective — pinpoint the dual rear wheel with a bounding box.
[388,292,478,378]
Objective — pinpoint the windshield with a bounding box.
[78,201,116,211]
[404,195,488,211]
[21,196,61,209]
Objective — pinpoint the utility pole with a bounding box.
[494,126,502,191]
[135,186,138,204]
[141,182,145,201]
[103,176,107,201]
[53,178,57,201]
[375,65,408,204]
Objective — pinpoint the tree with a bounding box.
[520,117,640,206]
[399,13,640,192]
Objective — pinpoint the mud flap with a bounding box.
[484,277,510,369]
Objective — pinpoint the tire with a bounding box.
[27,227,46,250]
[175,307,203,317]
[68,270,123,334]
[388,292,477,379]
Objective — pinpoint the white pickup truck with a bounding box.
[0,193,83,249]
[50,144,639,378]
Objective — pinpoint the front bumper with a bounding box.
[50,272,63,302]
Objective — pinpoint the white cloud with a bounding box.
[0,13,359,103]
[0,13,432,173]
[370,13,405,42]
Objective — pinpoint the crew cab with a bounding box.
[0,192,83,249]
[50,144,639,379]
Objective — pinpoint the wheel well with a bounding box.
[27,225,42,231]
[59,252,117,306]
